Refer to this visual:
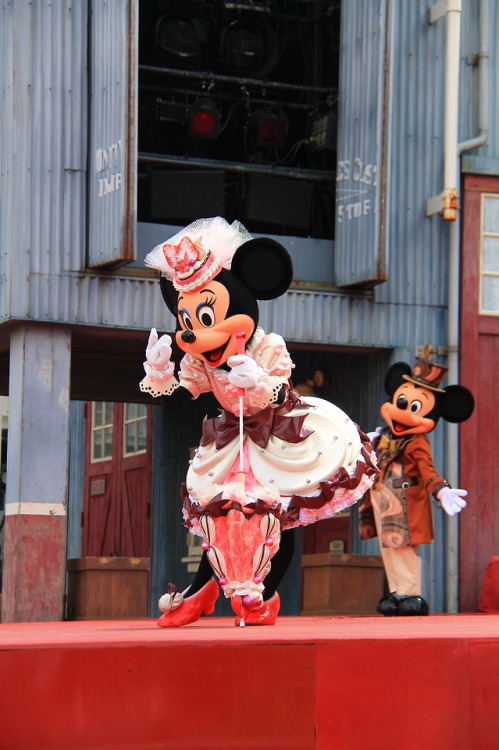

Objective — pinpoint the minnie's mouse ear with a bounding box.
[160,275,178,317]
[230,238,293,300]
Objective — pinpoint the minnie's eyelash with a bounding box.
[202,296,216,307]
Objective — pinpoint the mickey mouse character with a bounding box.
[140,217,377,627]
[359,358,474,616]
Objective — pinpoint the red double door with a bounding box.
[460,174,499,611]
[82,402,152,558]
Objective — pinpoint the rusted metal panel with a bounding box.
[334,0,390,288]
[0,0,89,322]
[87,0,137,268]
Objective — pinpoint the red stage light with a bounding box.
[191,111,217,136]
[260,120,284,145]
[188,99,220,140]
[249,107,288,148]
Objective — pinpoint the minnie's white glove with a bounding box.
[367,426,383,443]
[437,486,468,516]
[143,328,175,382]
[227,354,264,390]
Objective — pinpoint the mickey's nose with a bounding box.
[181,330,196,344]
[396,395,408,410]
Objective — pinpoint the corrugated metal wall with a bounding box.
[0,2,13,323]
[334,0,389,287]
[66,401,85,561]
[460,0,498,156]
[1,0,88,321]
[0,0,497,339]
[87,0,137,268]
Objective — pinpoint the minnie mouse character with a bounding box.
[359,358,474,616]
[140,217,377,627]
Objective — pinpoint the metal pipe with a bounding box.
[442,1,461,221]
[139,64,335,97]
[445,0,489,613]
[138,151,334,182]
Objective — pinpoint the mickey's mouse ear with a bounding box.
[230,238,293,300]
[440,385,475,423]
[384,362,412,396]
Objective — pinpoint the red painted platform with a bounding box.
[1,615,499,750]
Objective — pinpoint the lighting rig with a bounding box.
[138,0,340,238]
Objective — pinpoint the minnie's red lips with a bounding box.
[203,339,229,365]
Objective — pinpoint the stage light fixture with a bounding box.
[156,99,188,124]
[188,99,221,139]
[156,13,201,61]
[219,20,275,75]
[249,107,288,148]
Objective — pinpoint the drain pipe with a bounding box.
[428,0,489,612]
[427,0,462,222]
[458,0,489,156]
[445,0,489,613]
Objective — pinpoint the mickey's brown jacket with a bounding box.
[359,430,448,546]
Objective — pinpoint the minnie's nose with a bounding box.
[181,330,196,344]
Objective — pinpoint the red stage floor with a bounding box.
[1,614,499,750]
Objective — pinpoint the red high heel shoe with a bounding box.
[157,578,219,628]
[231,592,280,626]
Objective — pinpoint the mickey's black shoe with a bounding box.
[397,595,429,616]
[376,593,400,616]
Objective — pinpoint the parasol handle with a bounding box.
[236,331,246,357]
[236,332,246,476]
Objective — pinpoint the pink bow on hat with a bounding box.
[160,234,221,292]
[162,236,200,275]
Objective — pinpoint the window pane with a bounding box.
[137,403,147,419]
[138,419,147,451]
[483,236,499,273]
[481,276,499,313]
[93,431,103,460]
[104,402,114,425]
[104,426,113,457]
[125,403,136,421]
[483,196,499,234]
[126,424,136,454]
[94,402,103,427]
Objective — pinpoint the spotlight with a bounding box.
[219,20,275,75]
[156,13,201,61]
[188,99,220,139]
[249,107,288,148]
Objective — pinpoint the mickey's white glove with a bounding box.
[227,354,264,390]
[437,486,468,516]
[143,328,175,382]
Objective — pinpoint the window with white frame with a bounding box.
[123,403,147,457]
[480,194,499,315]
[91,402,114,462]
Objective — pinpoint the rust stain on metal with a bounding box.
[443,188,459,221]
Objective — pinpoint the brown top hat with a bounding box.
[402,357,448,393]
